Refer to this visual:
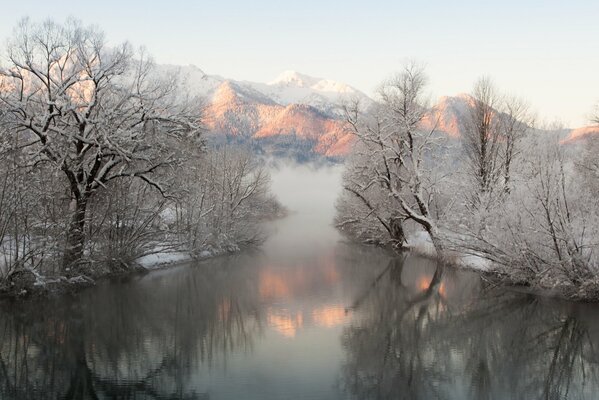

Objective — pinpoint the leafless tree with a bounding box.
[454,129,599,296]
[337,63,447,256]
[462,78,533,207]
[0,18,201,270]
[175,145,280,256]
[499,95,532,192]
[462,77,504,206]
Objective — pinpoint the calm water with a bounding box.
[1,164,599,399]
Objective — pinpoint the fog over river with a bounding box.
[1,164,598,400]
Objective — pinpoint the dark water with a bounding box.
[1,165,599,400]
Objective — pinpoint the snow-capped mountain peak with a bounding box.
[245,70,373,116]
[268,70,357,95]
[269,70,320,88]
[168,65,371,116]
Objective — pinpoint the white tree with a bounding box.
[461,77,532,207]
[454,128,599,297]
[0,19,201,269]
[175,145,279,255]
[338,64,447,256]
[499,95,532,192]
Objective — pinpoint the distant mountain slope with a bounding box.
[561,125,599,143]
[170,65,372,117]
[203,81,351,157]
[164,67,364,158]
[245,70,373,117]
[161,64,596,158]
[421,94,476,137]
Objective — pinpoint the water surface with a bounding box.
[1,164,598,399]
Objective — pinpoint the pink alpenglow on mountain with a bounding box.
[561,125,599,144]
[203,80,354,157]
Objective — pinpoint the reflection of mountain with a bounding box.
[265,305,349,338]
[0,242,391,399]
[341,256,599,400]
[3,244,599,399]
[257,252,350,338]
[258,258,340,302]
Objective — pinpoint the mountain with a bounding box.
[561,125,599,144]
[421,94,476,137]
[169,65,480,158]
[246,70,373,117]
[168,66,367,158]
[172,65,372,117]
[165,65,597,159]
[425,95,599,145]
[201,80,352,158]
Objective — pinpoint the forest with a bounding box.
[0,19,281,296]
[1,18,598,302]
[336,63,599,300]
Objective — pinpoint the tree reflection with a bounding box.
[0,255,263,399]
[341,257,599,400]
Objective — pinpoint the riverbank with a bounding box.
[405,232,599,302]
[0,245,241,300]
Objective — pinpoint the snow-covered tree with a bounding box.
[337,64,447,256]
[175,145,280,255]
[461,78,532,209]
[454,128,599,297]
[0,19,201,269]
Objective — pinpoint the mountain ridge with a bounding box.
[166,65,598,158]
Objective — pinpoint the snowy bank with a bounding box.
[406,231,492,272]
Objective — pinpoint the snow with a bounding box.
[460,254,491,271]
[159,207,177,226]
[68,275,94,285]
[198,250,212,258]
[407,231,490,272]
[406,231,437,258]
[268,70,321,87]
[164,64,374,116]
[134,245,230,270]
[155,64,224,98]
[135,251,192,269]
[251,70,373,113]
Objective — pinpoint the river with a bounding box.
[0,164,598,399]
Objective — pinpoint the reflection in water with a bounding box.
[266,308,304,338]
[0,164,599,399]
[312,305,348,328]
[341,257,599,400]
[0,256,264,399]
[0,243,389,399]
[2,252,599,399]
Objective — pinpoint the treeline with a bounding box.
[0,19,280,294]
[336,63,599,300]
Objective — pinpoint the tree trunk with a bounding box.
[64,197,88,271]
[424,224,444,261]
[390,217,407,249]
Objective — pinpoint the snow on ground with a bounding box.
[406,231,436,258]
[135,251,192,269]
[134,245,230,270]
[407,231,491,272]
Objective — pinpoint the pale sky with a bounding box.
[1,0,598,127]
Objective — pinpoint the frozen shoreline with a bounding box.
[403,231,599,302]
[0,245,239,300]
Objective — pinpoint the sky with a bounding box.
[1,0,598,127]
